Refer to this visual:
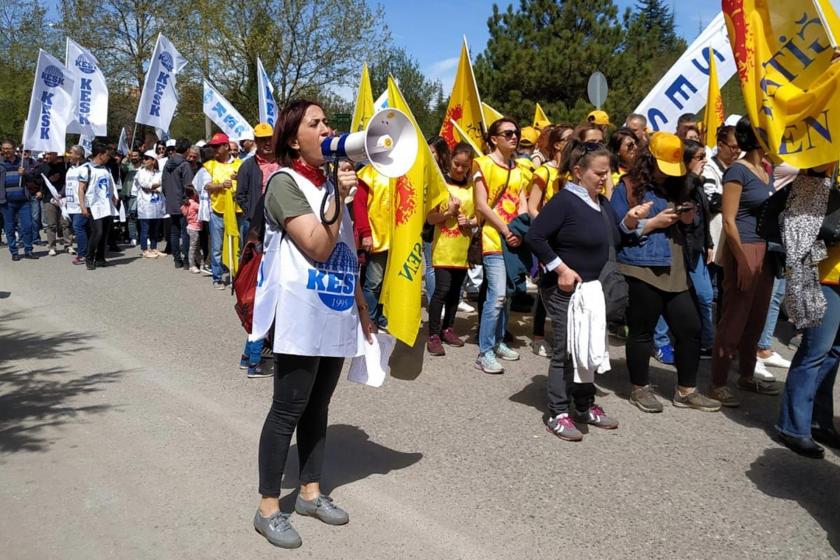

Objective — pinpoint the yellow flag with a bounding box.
[221,188,240,277]
[702,46,725,149]
[439,37,486,151]
[350,63,374,133]
[449,118,483,154]
[382,76,449,346]
[533,102,551,129]
[482,102,504,126]
[724,0,840,168]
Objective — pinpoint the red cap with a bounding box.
[207,132,230,146]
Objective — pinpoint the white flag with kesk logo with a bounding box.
[65,37,108,137]
[23,49,75,153]
[135,34,186,133]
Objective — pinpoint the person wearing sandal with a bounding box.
[611,132,722,414]
[709,117,780,407]
[426,142,476,356]
[249,100,376,549]
[527,139,651,440]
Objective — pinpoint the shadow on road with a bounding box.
[279,424,423,510]
[747,448,840,554]
[0,310,124,454]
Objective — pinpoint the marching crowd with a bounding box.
[2,103,839,546]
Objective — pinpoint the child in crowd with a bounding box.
[181,186,203,273]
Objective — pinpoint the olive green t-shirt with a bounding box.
[264,172,312,229]
[619,238,689,293]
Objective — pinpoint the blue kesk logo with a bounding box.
[306,242,358,311]
[203,88,213,104]
[75,53,96,74]
[96,175,110,194]
[41,65,64,88]
[159,51,174,72]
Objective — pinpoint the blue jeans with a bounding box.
[758,277,786,350]
[169,214,190,264]
[776,284,840,438]
[209,212,244,282]
[1,199,33,255]
[479,253,508,355]
[423,241,435,300]
[654,316,670,349]
[31,198,42,241]
[688,253,715,349]
[363,251,388,327]
[139,218,160,251]
[72,214,89,258]
[242,338,263,366]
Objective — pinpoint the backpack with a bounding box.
[233,191,269,333]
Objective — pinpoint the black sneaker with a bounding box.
[11,254,21,261]
[23,253,39,260]
[174,260,184,269]
[86,262,95,270]
[95,259,107,267]
[700,347,713,360]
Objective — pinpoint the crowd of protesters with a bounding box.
[2,105,839,547]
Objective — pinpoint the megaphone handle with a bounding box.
[319,154,342,225]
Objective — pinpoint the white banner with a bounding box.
[23,50,75,153]
[79,133,94,156]
[256,57,278,127]
[42,173,69,220]
[202,79,253,141]
[135,34,186,133]
[65,38,108,136]
[633,12,736,132]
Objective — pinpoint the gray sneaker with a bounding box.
[253,510,302,549]
[629,385,664,413]
[673,390,722,412]
[295,494,349,526]
[546,413,583,441]
[495,342,520,361]
[573,405,619,429]
[475,352,504,374]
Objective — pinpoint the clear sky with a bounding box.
[379,0,723,94]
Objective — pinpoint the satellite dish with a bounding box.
[587,71,609,109]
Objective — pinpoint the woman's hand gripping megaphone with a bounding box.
[335,161,358,201]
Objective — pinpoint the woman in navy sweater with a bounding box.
[527,140,648,441]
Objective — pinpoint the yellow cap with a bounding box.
[253,122,274,138]
[587,110,611,126]
[519,126,539,147]
[649,132,686,177]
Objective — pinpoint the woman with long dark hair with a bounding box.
[709,117,780,407]
[250,100,376,549]
[612,132,722,414]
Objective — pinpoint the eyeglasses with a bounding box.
[722,143,739,151]
[497,130,519,139]
[692,154,706,161]
[583,142,603,153]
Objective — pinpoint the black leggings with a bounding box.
[428,267,467,336]
[258,354,343,497]
[625,277,700,388]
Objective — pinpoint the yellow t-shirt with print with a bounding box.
[474,155,527,255]
[432,181,475,268]
[532,163,563,208]
[205,159,243,214]
[357,164,392,253]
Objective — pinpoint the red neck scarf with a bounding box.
[292,158,327,187]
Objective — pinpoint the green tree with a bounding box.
[368,48,444,137]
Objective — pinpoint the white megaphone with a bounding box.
[321,108,418,178]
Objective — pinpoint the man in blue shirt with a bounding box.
[0,140,38,260]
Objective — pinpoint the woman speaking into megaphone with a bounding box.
[250,100,376,549]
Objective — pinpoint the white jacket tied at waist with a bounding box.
[567,280,611,383]
[249,168,363,358]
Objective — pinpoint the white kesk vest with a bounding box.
[84,163,116,220]
[250,168,362,358]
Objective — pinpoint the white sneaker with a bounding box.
[67,246,76,255]
[753,361,776,382]
[531,338,552,357]
[48,248,56,256]
[757,351,791,369]
[457,301,475,313]
[189,266,201,273]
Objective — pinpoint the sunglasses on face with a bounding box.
[497,130,519,139]
[583,142,603,153]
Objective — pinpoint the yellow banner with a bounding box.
[533,103,551,129]
[439,38,486,151]
[702,46,725,148]
[481,102,504,127]
[382,76,449,346]
[724,0,840,168]
[351,63,374,133]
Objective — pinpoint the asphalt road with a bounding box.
[1,244,839,559]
